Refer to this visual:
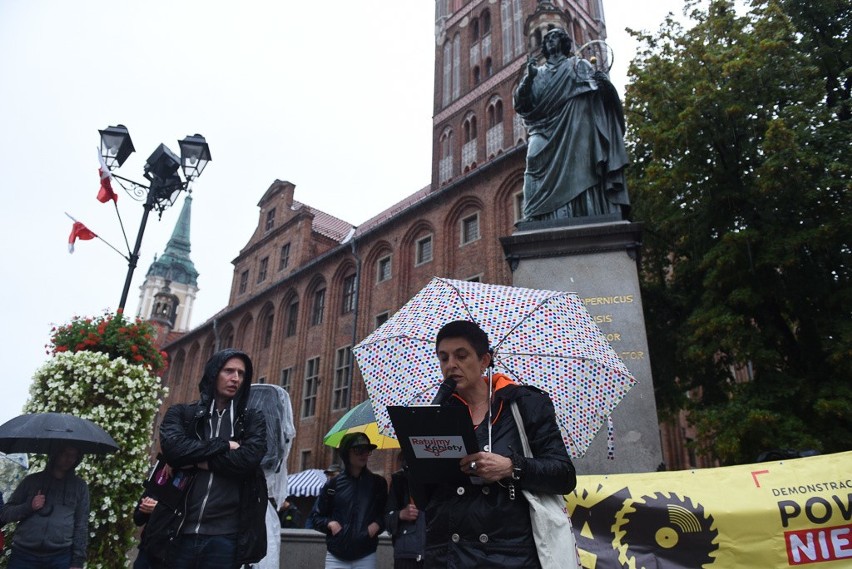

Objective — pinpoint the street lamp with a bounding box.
[98,125,211,311]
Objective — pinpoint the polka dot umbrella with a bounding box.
[353,277,636,458]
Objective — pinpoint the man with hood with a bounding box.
[144,348,268,569]
[309,433,387,569]
[0,444,89,569]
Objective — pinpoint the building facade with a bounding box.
[152,0,696,476]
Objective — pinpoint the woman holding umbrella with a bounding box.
[0,444,89,569]
[420,320,576,568]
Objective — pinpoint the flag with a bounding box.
[68,221,97,253]
[96,152,117,204]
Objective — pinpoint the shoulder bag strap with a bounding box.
[510,401,533,459]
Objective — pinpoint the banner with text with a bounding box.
[567,451,851,568]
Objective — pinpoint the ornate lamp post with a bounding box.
[98,125,211,311]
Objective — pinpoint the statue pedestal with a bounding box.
[500,221,663,474]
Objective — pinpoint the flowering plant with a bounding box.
[48,310,168,374]
[17,350,168,569]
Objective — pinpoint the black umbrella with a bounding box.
[0,412,119,455]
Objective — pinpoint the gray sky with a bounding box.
[0,0,690,425]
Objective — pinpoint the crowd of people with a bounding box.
[0,320,575,568]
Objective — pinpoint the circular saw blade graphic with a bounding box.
[613,492,720,568]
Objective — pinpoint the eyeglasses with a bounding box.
[351,446,373,455]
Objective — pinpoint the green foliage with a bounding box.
[626,0,851,464]
[48,310,168,375]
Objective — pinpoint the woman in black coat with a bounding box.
[420,320,576,568]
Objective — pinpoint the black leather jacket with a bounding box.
[309,468,388,561]
[144,349,268,566]
[422,380,576,568]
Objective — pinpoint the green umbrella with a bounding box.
[323,400,399,450]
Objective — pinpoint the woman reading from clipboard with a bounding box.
[419,320,576,568]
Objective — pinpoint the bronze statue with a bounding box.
[513,28,629,222]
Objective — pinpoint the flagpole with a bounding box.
[64,213,128,260]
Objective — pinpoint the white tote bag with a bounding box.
[511,401,580,569]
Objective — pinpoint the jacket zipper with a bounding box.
[193,409,224,533]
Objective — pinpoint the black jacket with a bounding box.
[144,348,268,566]
[422,379,576,568]
[309,469,388,561]
[385,468,426,562]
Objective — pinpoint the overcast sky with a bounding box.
[0,0,693,425]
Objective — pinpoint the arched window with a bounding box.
[442,41,452,107]
[462,114,478,170]
[473,65,481,85]
[485,57,493,78]
[501,0,513,63]
[471,17,480,41]
[452,33,461,100]
[486,98,505,158]
[482,9,491,34]
[439,128,454,184]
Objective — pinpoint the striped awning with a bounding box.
[287,468,327,497]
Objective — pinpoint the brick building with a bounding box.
[150,0,697,477]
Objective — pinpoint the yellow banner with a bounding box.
[566,451,852,568]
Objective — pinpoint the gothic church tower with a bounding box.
[431,0,607,189]
[136,195,199,333]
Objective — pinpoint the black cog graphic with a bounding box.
[613,491,720,568]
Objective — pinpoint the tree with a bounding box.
[3,312,167,568]
[625,0,851,465]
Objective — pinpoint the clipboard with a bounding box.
[388,405,479,485]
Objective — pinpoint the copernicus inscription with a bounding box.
[581,294,644,361]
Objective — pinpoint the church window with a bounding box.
[265,208,276,231]
[257,257,268,283]
[501,0,513,64]
[332,346,352,411]
[280,367,292,391]
[279,243,291,271]
[512,0,524,57]
[442,41,452,106]
[262,312,274,348]
[286,299,299,337]
[377,256,392,282]
[514,190,525,223]
[311,288,326,326]
[239,270,249,294]
[482,9,491,34]
[461,213,480,245]
[375,311,389,329]
[302,357,320,418]
[452,34,461,100]
[341,274,356,314]
[416,235,433,266]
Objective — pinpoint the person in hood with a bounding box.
[143,348,268,569]
[0,444,89,569]
[309,432,387,569]
[421,320,576,568]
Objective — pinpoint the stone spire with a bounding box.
[136,196,199,333]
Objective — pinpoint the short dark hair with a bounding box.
[435,320,490,357]
[542,28,573,58]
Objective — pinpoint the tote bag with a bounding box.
[510,402,580,569]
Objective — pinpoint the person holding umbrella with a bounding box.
[420,320,576,568]
[0,444,89,569]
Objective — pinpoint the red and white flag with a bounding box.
[96,152,118,204]
[68,221,97,253]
